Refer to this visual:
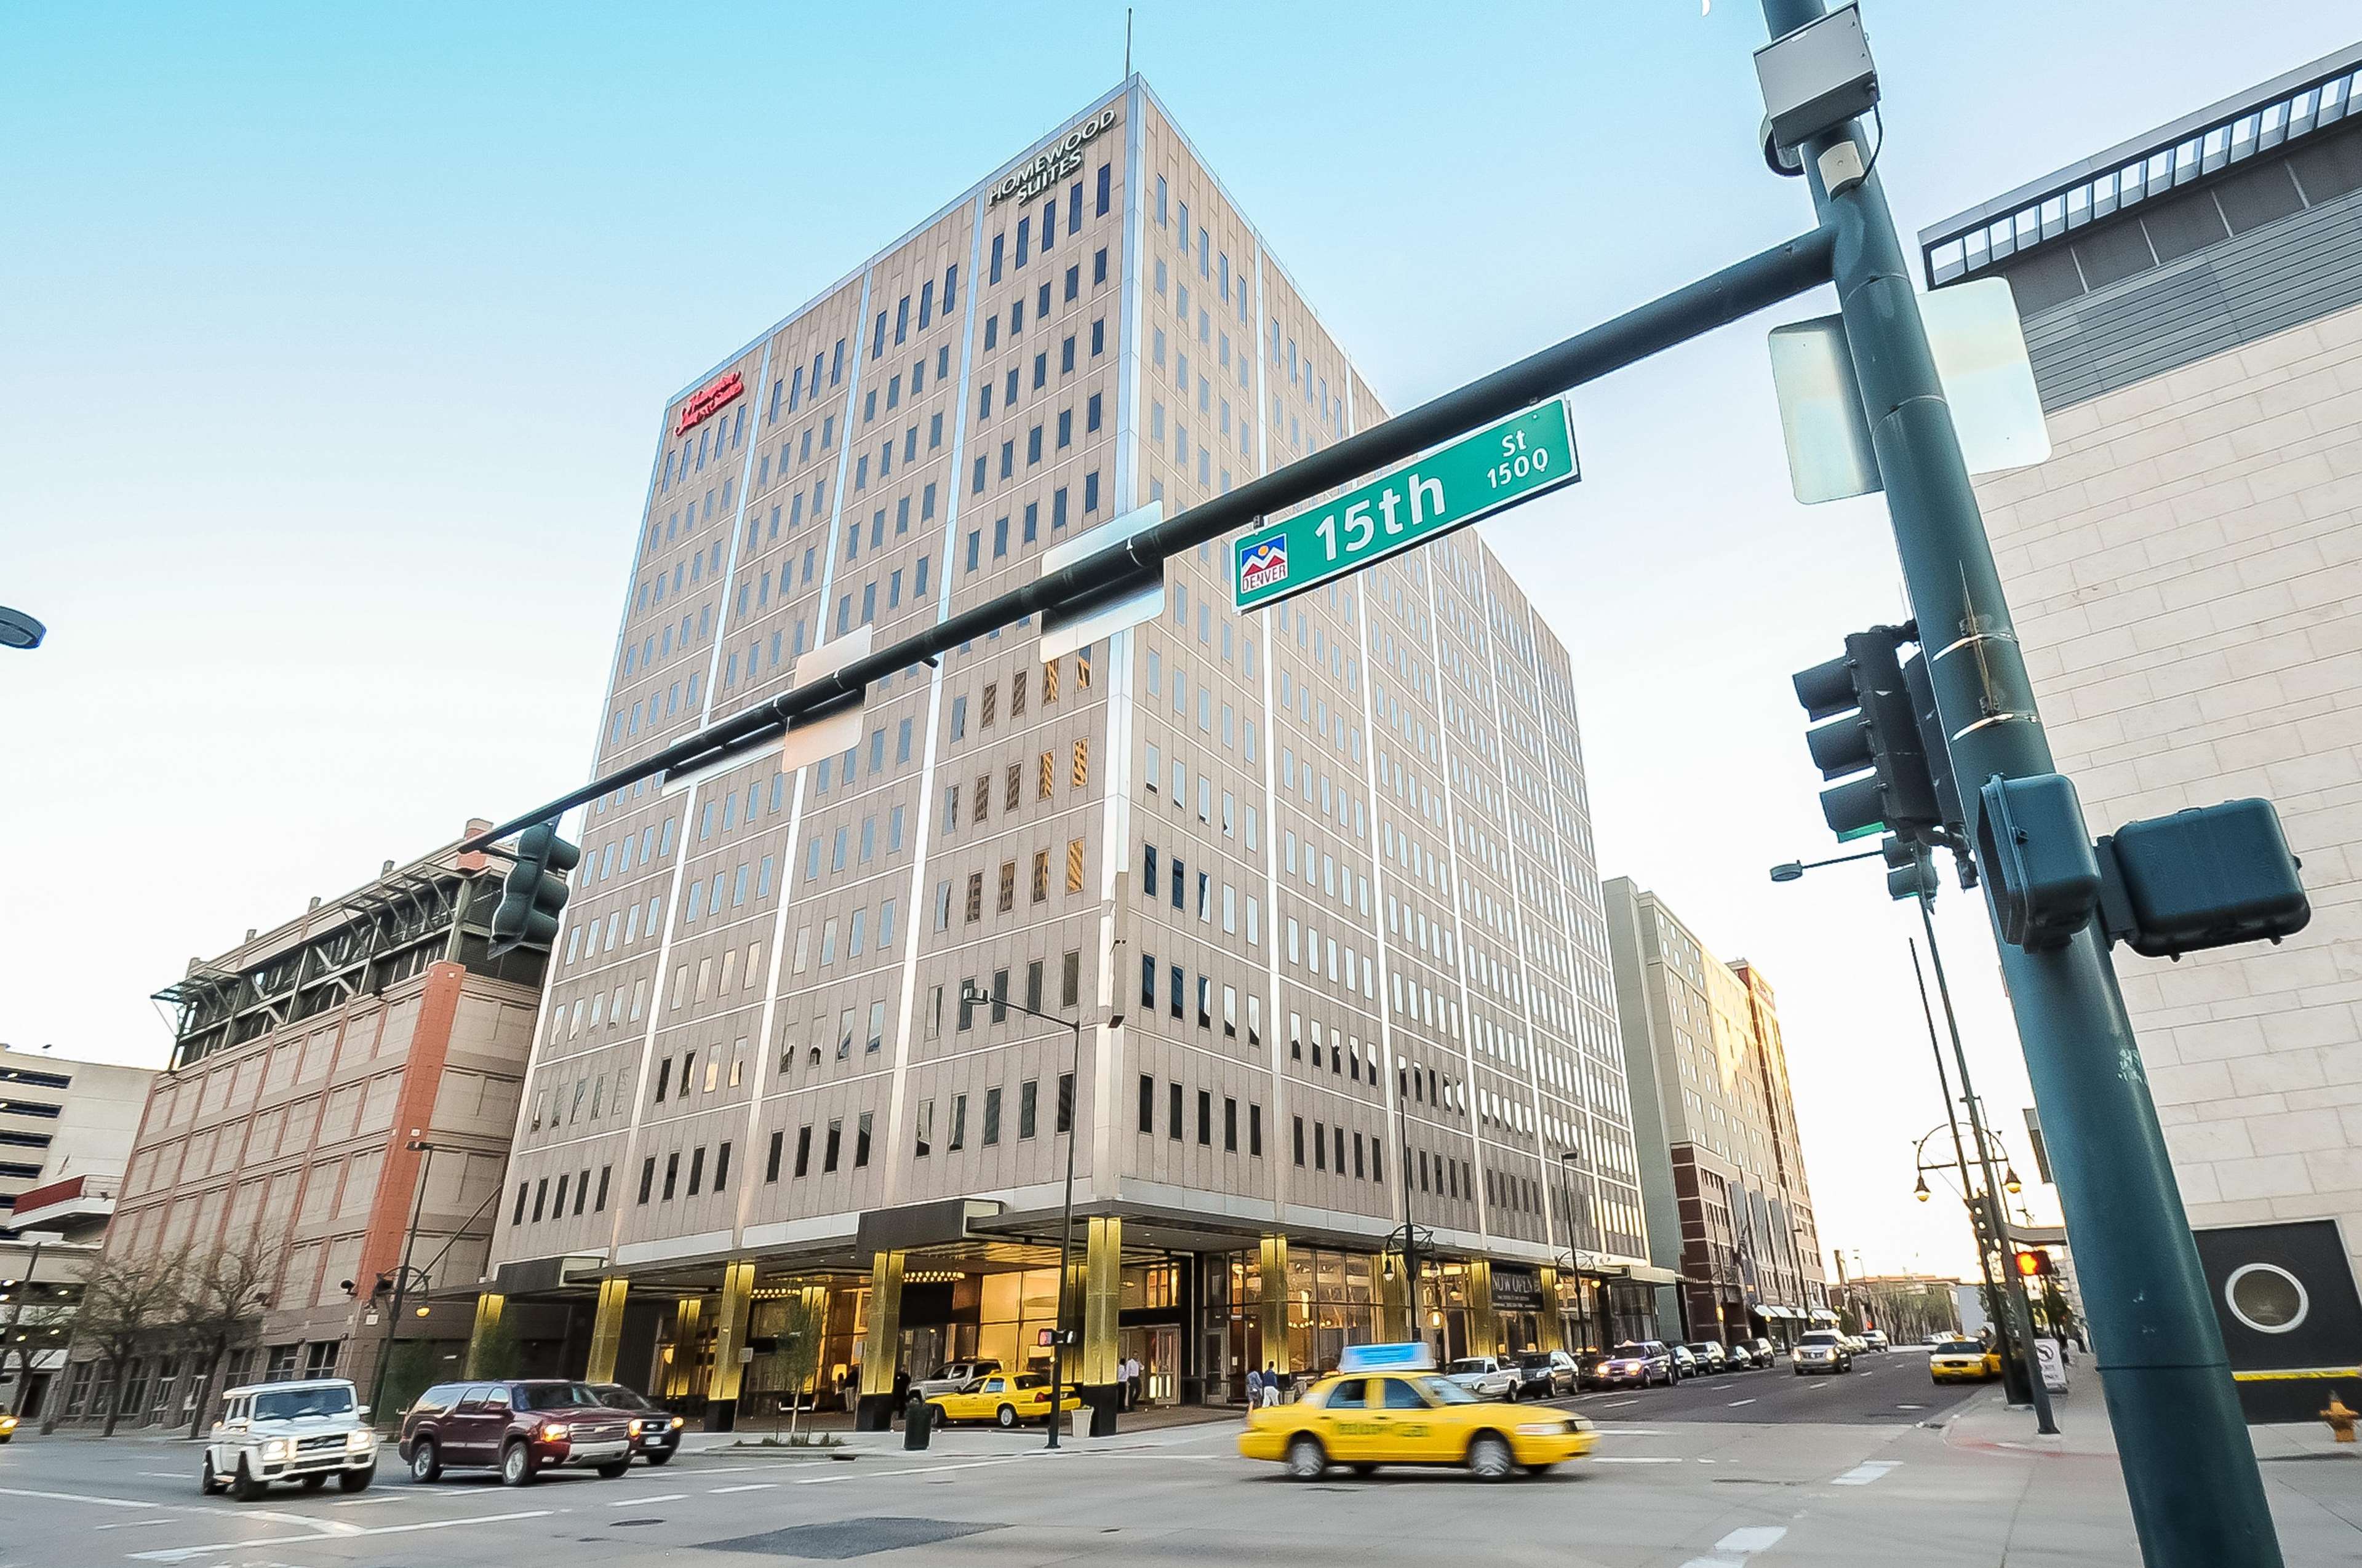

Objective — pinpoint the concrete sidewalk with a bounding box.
[682,1401,1240,1457]
[1891,1380,2361,1565]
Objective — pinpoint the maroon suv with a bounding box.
[399,1379,637,1486]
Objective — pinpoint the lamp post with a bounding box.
[0,607,44,651]
[367,1135,445,1425]
[962,982,1084,1448]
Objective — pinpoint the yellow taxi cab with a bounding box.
[0,1411,17,1443]
[1929,1337,2003,1383]
[1239,1343,1596,1481]
[925,1371,1081,1429]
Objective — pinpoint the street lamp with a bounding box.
[0,607,44,651]
[367,1134,449,1424]
[1913,1173,1929,1202]
[960,981,1085,1449]
[2004,1165,2024,1196]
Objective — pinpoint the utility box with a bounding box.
[1977,774,2102,950]
[1755,2,1878,153]
[2098,799,2310,959]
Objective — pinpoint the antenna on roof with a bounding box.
[1124,7,1133,78]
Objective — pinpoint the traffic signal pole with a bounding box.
[1760,3,2280,1561]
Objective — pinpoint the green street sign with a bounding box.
[1232,401,1579,612]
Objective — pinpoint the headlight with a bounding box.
[629,1418,644,1435]
[346,1430,375,1451]
[261,1439,290,1462]
[541,1423,569,1440]
[669,1416,685,1430]
[1515,1423,1565,1436]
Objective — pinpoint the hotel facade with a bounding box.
[481,78,1666,1429]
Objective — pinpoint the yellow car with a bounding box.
[926,1372,1080,1429]
[1240,1359,1596,1481]
[0,1412,16,1443]
[1930,1339,2003,1383]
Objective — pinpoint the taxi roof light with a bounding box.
[1337,1342,1435,1374]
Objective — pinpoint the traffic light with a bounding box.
[488,821,580,958]
[2013,1249,2052,1279]
[1883,836,1940,902]
[1792,626,1941,845]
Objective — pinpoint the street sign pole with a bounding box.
[1760,3,2281,1562]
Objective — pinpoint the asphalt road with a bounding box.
[1550,1345,1984,1425]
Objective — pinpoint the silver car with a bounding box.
[1442,1355,1520,1400]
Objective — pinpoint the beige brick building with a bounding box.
[1923,44,2362,1369]
[67,829,541,1429]
[1604,882,1829,1349]
[484,78,1666,1430]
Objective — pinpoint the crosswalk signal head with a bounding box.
[2013,1249,2051,1279]
[489,821,580,958]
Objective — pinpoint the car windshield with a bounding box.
[1409,1375,1478,1405]
[1934,1342,1985,1355]
[592,1385,656,1411]
[1444,1358,1491,1375]
[517,1382,604,1411]
[1608,1343,1650,1358]
[1801,1332,1841,1345]
[1515,1352,1554,1368]
[1686,1343,1717,1354]
[252,1386,354,1421]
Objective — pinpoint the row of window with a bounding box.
[984,161,1111,285]
[1135,1073,1264,1155]
[513,1163,613,1225]
[1134,953,1263,1045]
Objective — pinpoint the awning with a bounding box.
[1621,1264,1683,1286]
[1809,1307,1839,1321]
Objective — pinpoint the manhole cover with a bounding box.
[702,1518,1001,1559]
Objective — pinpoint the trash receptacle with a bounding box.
[903,1394,933,1450]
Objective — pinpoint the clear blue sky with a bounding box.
[4,1,2353,1277]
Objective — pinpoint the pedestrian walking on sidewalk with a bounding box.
[1244,1366,1263,1415]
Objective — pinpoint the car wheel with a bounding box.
[996,1404,1018,1430]
[410,1439,442,1482]
[597,1460,629,1479]
[1503,1383,1518,1403]
[1467,1433,1514,1482]
[1285,1435,1327,1480]
[201,1455,225,1496]
[643,1449,673,1467]
[230,1460,266,1502]
[500,1440,537,1487]
[300,1474,329,1490]
[338,1464,374,1494]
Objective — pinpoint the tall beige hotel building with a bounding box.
[482,79,1666,1429]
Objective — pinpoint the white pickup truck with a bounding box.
[202,1377,377,1498]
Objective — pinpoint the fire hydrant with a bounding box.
[2323,1393,2357,1443]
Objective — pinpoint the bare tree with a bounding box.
[172,1230,283,1439]
[2,1268,82,1417]
[71,1252,183,1436]
[771,1293,826,1443]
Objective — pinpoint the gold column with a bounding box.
[708,1262,757,1406]
[1256,1235,1290,1375]
[1466,1260,1499,1358]
[1535,1267,1565,1353]
[585,1278,629,1384]
[1377,1250,1408,1340]
[856,1251,904,1416]
[666,1296,703,1398]
[1081,1217,1123,1387]
[463,1292,506,1378]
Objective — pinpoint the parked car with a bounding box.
[1860,1330,1890,1351]
[202,1378,377,1499]
[1742,1337,1779,1369]
[1683,1342,1730,1374]
[911,1358,1003,1398]
[1668,1344,1700,1380]
[588,1383,682,1465]
[1573,1349,1606,1388]
[1793,1330,1854,1375]
[399,1379,636,1486]
[1590,1340,1675,1388]
[1442,1355,1520,1401]
[925,1372,1080,1428]
[1511,1349,1578,1399]
[0,1411,15,1443]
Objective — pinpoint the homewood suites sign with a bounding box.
[989,108,1118,207]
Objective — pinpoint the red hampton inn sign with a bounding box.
[675,370,744,435]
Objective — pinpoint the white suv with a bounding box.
[202,1378,377,1498]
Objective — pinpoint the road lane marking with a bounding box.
[129,1509,554,1561]
[1592,1456,1685,1464]
[0,1486,168,1510]
[708,1484,777,1494]
[94,1522,176,1532]
[1601,1399,1638,1408]
[616,1494,687,1505]
[244,1513,362,1535]
[1726,1399,1755,1407]
[1831,1460,1902,1486]
[138,1473,188,1479]
[1718,1527,1789,1552]
[792,1455,1032,1486]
